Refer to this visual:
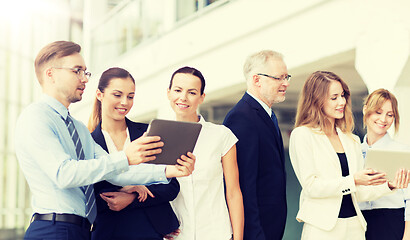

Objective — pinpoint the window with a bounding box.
[176,0,221,21]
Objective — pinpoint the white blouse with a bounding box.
[359,133,410,220]
[101,128,131,153]
[171,116,238,240]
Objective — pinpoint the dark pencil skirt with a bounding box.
[362,208,405,240]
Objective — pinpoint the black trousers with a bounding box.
[362,208,405,240]
[24,220,91,240]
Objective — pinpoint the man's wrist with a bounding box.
[165,165,177,178]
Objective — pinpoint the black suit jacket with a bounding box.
[223,93,287,240]
[91,118,179,239]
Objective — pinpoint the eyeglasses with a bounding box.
[52,67,92,79]
[257,73,291,82]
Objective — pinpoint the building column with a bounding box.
[354,0,410,144]
[394,63,410,144]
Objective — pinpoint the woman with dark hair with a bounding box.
[88,67,184,240]
[167,66,244,240]
[360,88,410,240]
[289,71,408,239]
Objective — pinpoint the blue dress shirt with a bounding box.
[15,95,168,218]
[360,133,410,221]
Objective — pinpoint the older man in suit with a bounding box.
[223,50,291,240]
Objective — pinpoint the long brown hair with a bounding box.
[363,88,399,133]
[295,71,354,135]
[87,67,135,132]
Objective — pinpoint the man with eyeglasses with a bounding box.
[223,50,290,240]
[15,41,195,240]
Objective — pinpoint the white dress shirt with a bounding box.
[246,91,272,116]
[359,133,410,220]
[171,116,238,240]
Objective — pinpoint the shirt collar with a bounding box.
[246,91,272,116]
[198,114,206,124]
[170,114,205,124]
[363,133,392,149]
[40,94,69,120]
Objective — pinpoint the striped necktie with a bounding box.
[271,111,281,136]
[64,114,97,223]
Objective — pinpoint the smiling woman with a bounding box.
[167,66,244,240]
[359,88,410,240]
[88,68,136,132]
[167,72,205,122]
[87,67,181,240]
[96,76,135,123]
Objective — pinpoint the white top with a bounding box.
[359,133,410,220]
[171,116,238,240]
[246,91,272,116]
[101,128,131,153]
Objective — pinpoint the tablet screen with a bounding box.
[145,119,202,165]
[365,148,410,181]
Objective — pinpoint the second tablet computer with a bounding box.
[146,119,202,165]
[365,148,410,181]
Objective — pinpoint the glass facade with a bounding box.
[90,0,227,70]
[91,0,168,69]
[176,0,223,20]
[0,27,35,236]
[0,1,75,237]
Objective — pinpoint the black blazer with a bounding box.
[91,118,179,239]
[223,93,287,240]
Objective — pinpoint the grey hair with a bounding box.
[243,50,283,81]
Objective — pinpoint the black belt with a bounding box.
[31,213,93,231]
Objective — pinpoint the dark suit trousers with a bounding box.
[362,208,405,240]
[24,220,90,240]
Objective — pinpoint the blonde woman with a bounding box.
[360,89,410,240]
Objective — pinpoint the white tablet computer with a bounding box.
[145,119,202,165]
[364,148,410,181]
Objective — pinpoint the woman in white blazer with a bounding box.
[289,71,408,240]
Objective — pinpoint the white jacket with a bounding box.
[289,126,392,231]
